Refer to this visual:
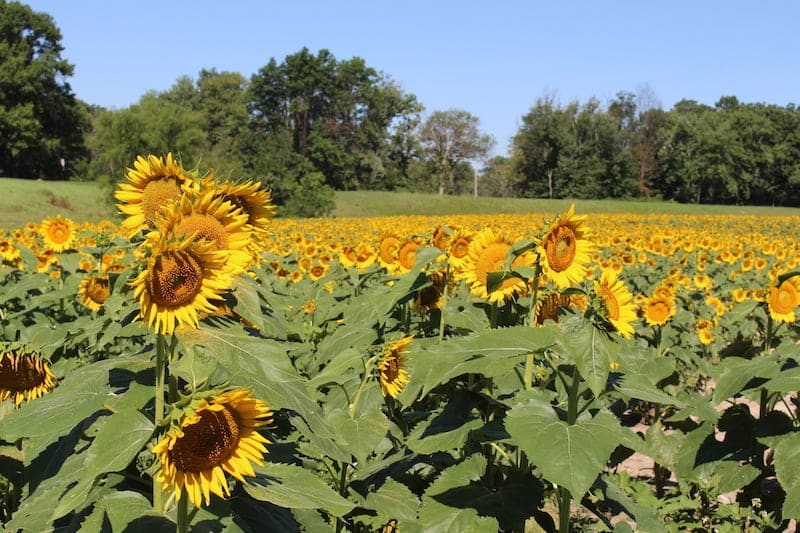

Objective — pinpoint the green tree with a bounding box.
[0,0,88,178]
[419,109,494,195]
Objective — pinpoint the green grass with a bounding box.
[0,177,118,230]
[3,177,800,231]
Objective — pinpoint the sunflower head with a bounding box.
[115,153,200,238]
[39,215,76,252]
[534,291,573,326]
[767,274,800,323]
[378,337,413,399]
[695,319,715,345]
[458,228,531,304]
[152,388,272,508]
[593,268,637,339]
[377,234,403,274]
[537,205,594,289]
[78,274,111,312]
[0,345,57,407]
[130,234,234,335]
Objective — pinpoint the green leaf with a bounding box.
[506,399,625,499]
[365,478,421,527]
[406,325,556,398]
[711,354,781,404]
[557,316,618,397]
[762,366,800,394]
[773,431,800,519]
[615,373,685,407]
[245,462,355,517]
[326,407,390,463]
[82,491,172,532]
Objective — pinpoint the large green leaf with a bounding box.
[557,316,618,397]
[506,399,626,499]
[52,408,154,519]
[326,407,390,463]
[762,366,800,395]
[419,454,500,532]
[614,373,685,407]
[711,354,781,404]
[81,491,173,532]
[773,431,800,519]
[406,325,556,399]
[365,478,422,532]
[244,462,355,518]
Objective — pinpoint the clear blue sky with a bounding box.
[26,0,800,157]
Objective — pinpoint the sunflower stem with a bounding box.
[523,353,535,390]
[349,356,377,419]
[437,266,450,343]
[153,333,168,513]
[335,462,349,533]
[176,491,189,533]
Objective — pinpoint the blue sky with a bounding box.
[26,1,800,156]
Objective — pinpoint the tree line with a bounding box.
[3,1,800,215]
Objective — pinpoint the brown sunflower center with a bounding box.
[174,214,229,250]
[0,354,49,391]
[169,406,241,472]
[88,277,110,304]
[544,226,576,273]
[47,222,71,244]
[147,250,204,308]
[142,178,182,222]
[382,352,402,383]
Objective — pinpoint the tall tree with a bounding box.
[419,109,494,195]
[512,95,569,198]
[0,0,88,178]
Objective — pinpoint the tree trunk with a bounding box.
[546,168,554,199]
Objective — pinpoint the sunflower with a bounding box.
[593,268,637,339]
[208,179,275,240]
[377,234,403,274]
[156,191,252,275]
[396,238,421,273]
[78,274,110,312]
[459,228,532,304]
[414,270,447,311]
[642,295,676,326]
[447,230,473,273]
[767,276,800,323]
[152,389,272,508]
[115,153,199,238]
[537,205,593,289]
[378,336,413,399]
[40,215,76,252]
[0,346,57,407]
[695,319,715,345]
[130,234,234,335]
[0,237,22,263]
[534,291,572,326]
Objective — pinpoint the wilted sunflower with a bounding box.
[40,215,76,252]
[593,268,637,339]
[152,389,272,508]
[459,228,532,304]
[130,234,233,335]
[767,275,800,323]
[115,153,199,238]
[0,346,57,407]
[156,191,252,275]
[378,336,413,398]
[534,291,573,326]
[78,274,110,312]
[537,205,593,289]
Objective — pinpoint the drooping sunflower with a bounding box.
[414,270,447,311]
[130,234,234,335]
[534,291,573,326]
[78,274,110,312]
[0,346,57,407]
[537,205,593,289]
[378,336,413,399]
[39,215,76,252]
[459,228,532,304]
[152,389,272,508]
[767,275,800,323]
[115,153,199,238]
[593,268,637,339]
[156,191,252,276]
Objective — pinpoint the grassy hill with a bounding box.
[2,177,800,231]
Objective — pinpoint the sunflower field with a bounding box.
[1,154,800,532]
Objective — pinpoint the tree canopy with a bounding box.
[0,0,88,178]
